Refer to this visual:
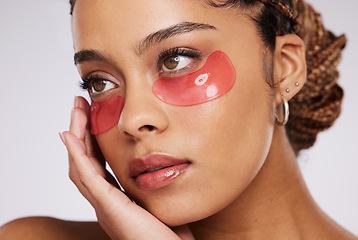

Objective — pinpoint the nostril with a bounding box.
[139,125,155,132]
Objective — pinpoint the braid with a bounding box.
[287,0,346,151]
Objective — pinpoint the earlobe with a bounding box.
[273,34,307,105]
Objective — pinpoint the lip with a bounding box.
[129,153,191,191]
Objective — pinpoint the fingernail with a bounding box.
[59,132,66,145]
[74,96,80,108]
[71,97,79,120]
[71,107,75,121]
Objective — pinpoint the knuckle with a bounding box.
[68,167,77,182]
[78,174,89,188]
[68,171,75,182]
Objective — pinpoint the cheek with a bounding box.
[90,95,125,135]
[153,51,236,106]
[138,93,274,226]
[160,74,273,223]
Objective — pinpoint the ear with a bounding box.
[273,34,307,105]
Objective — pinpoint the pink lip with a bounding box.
[129,154,190,191]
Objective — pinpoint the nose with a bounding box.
[118,82,169,140]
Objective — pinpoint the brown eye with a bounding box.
[90,79,116,94]
[162,55,193,72]
[163,56,180,70]
[92,80,106,92]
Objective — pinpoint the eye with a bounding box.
[162,55,193,72]
[89,79,116,94]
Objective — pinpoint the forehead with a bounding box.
[73,0,198,47]
[71,0,253,51]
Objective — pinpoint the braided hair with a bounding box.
[69,0,346,153]
[205,0,346,153]
[287,1,346,151]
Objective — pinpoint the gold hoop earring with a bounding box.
[275,95,289,126]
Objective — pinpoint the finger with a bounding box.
[61,131,97,206]
[74,97,105,166]
[64,129,120,202]
[75,96,91,121]
[64,97,101,198]
[69,107,106,176]
[69,98,88,141]
[68,96,105,166]
[84,130,106,168]
[63,131,123,205]
[64,99,118,205]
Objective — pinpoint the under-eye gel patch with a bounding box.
[90,95,125,135]
[153,51,236,106]
[89,51,235,134]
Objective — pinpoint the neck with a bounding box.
[188,126,342,240]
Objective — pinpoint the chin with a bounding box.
[147,204,209,227]
[129,188,225,227]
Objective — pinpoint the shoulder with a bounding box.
[0,217,110,240]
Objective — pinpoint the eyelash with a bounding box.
[80,73,106,91]
[157,47,201,73]
[80,47,201,90]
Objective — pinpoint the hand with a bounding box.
[60,96,194,240]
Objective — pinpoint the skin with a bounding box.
[0,0,357,239]
[77,2,273,226]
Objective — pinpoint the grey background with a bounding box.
[0,0,357,235]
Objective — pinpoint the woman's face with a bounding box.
[72,0,275,226]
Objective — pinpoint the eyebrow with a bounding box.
[73,21,216,65]
[74,50,113,65]
[136,22,216,55]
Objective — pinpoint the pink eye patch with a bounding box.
[90,95,125,135]
[153,51,236,106]
[89,51,235,134]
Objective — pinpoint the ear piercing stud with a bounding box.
[286,83,299,93]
